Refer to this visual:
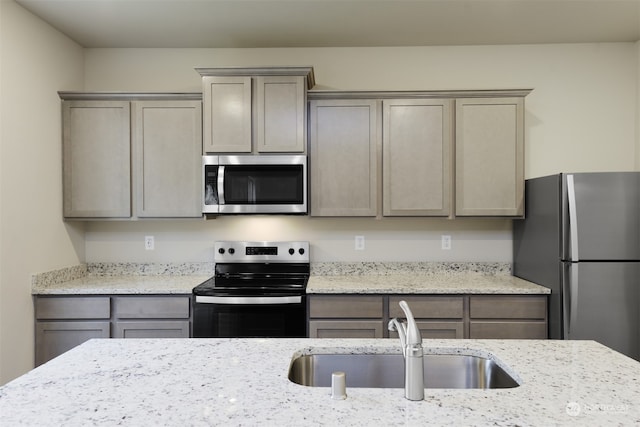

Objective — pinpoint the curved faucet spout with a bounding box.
[399,300,422,346]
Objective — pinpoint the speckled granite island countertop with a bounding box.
[1,338,638,426]
[308,262,549,294]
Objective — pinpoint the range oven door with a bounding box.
[203,155,307,214]
[193,295,307,338]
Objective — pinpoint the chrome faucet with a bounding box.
[388,300,424,401]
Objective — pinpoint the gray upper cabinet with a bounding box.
[455,97,525,217]
[383,99,453,216]
[63,100,131,218]
[202,76,252,153]
[60,93,203,220]
[308,90,529,218]
[133,100,202,218]
[309,99,379,216]
[197,67,314,154]
[256,76,306,152]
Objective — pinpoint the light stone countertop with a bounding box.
[31,263,213,295]
[32,274,210,295]
[32,262,548,295]
[307,273,550,294]
[0,338,638,426]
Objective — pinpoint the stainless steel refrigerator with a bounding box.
[513,172,640,360]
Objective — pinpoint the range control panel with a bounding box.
[214,241,309,263]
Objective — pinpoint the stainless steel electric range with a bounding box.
[192,241,309,338]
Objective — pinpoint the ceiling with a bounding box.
[15,0,640,48]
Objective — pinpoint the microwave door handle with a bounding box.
[217,166,225,204]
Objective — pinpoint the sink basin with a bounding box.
[288,352,519,389]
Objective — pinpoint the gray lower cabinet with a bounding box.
[34,296,111,366]
[34,295,191,366]
[112,296,190,339]
[469,295,547,339]
[308,294,547,340]
[308,295,385,338]
[389,296,465,339]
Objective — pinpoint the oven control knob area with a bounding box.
[298,248,305,255]
[218,247,235,255]
[218,248,225,255]
[228,248,235,255]
[288,248,295,255]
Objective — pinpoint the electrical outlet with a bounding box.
[355,235,365,251]
[145,236,155,251]
[441,235,452,250]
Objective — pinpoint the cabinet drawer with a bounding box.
[113,296,190,319]
[469,295,547,320]
[469,321,548,339]
[309,295,384,318]
[35,297,110,320]
[309,320,384,338]
[389,296,464,319]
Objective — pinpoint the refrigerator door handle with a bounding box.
[566,174,580,262]
[566,263,579,337]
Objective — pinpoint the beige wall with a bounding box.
[0,0,84,385]
[82,44,638,264]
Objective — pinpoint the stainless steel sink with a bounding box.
[288,352,519,389]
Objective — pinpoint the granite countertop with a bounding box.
[33,275,210,295]
[32,262,548,296]
[31,263,213,295]
[307,273,549,294]
[1,338,638,426]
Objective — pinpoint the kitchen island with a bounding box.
[1,338,638,426]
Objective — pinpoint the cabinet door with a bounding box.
[133,101,202,217]
[202,76,252,153]
[62,100,131,218]
[35,321,110,366]
[383,99,452,216]
[256,76,305,152]
[309,99,379,216]
[455,97,524,216]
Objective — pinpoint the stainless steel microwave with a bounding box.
[203,155,307,214]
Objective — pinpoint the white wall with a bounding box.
[82,44,638,264]
[0,0,84,385]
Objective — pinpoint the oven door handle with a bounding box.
[195,295,303,305]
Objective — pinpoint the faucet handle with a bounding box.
[398,300,422,346]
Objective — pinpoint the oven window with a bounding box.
[193,302,306,338]
[224,165,303,205]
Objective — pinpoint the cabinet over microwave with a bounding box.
[203,155,307,214]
